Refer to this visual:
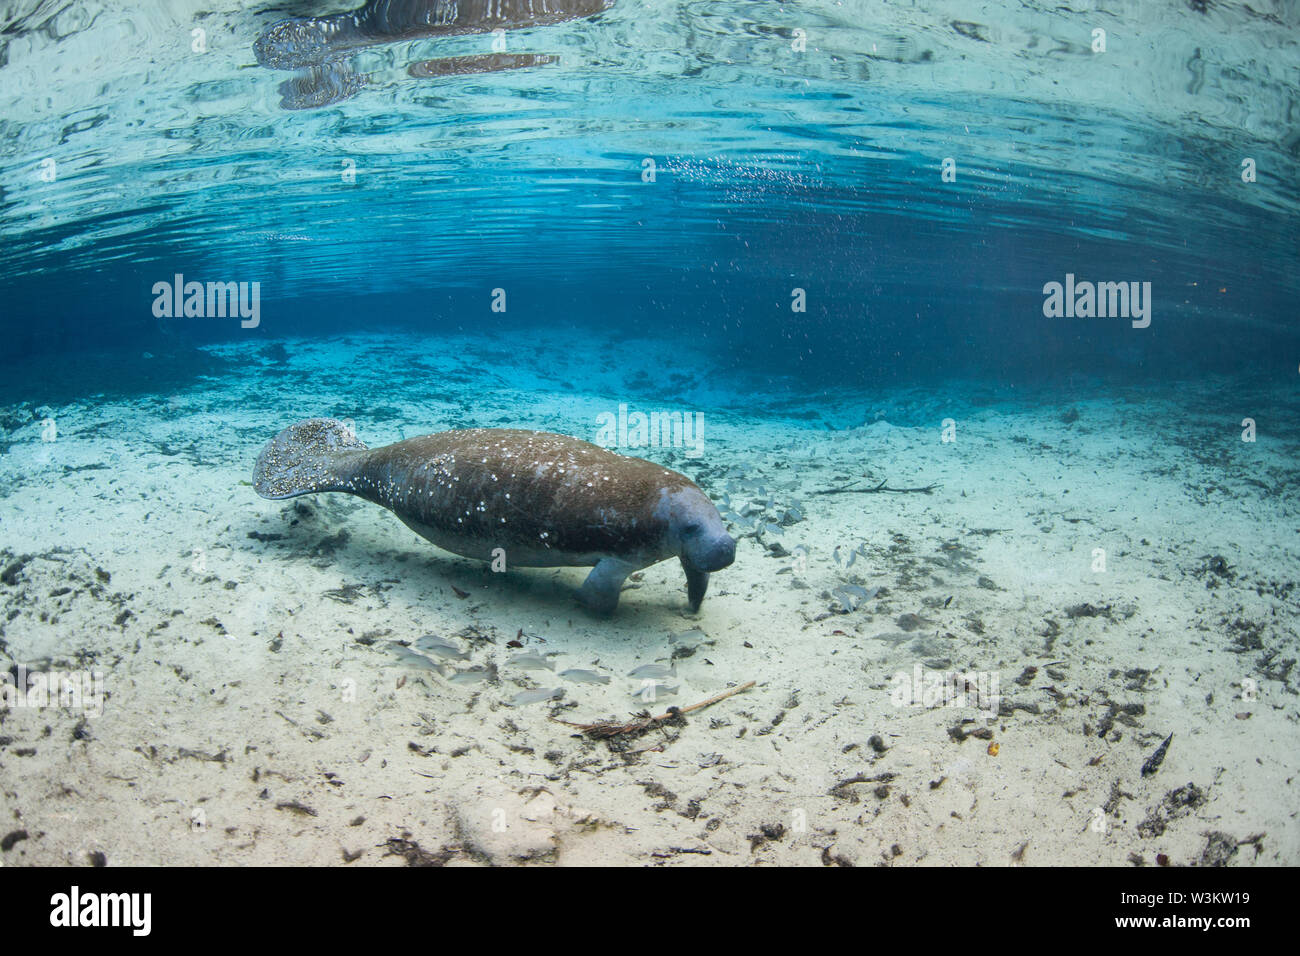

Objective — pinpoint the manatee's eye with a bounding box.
[682,522,701,535]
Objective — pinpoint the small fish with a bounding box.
[1141,732,1173,777]
[414,634,470,661]
[447,666,493,685]
[631,680,679,700]
[763,522,782,536]
[628,663,676,679]
[559,668,611,685]
[508,687,562,706]
[670,628,708,649]
[387,643,444,673]
[832,584,873,611]
[508,651,556,672]
[785,506,804,523]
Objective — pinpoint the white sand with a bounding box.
[0,328,1295,866]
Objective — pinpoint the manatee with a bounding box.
[252,419,736,613]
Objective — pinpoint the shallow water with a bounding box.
[0,0,1297,867]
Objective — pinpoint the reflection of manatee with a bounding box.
[408,52,556,78]
[274,63,369,110]
[274,53,557,109]
[255,0,611,108]
[254,0,614,69]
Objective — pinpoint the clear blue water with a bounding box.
[2,0,1296,388]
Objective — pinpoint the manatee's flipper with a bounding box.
[682,559,710,612]
[577,557,636,614]
[253,418,369,500]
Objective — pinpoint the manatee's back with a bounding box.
[358,428,694,557]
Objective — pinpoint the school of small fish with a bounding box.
[715,467,804,536]
[384,629,718,707]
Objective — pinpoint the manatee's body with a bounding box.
[253,419,735,613]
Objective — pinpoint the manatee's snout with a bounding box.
[693,532,736,572]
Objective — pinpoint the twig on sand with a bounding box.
[812,479,940,495]
[553,680,756,739]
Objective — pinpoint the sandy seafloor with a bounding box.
[0,328,1296,867]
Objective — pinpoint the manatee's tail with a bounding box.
[253,418,369,500]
